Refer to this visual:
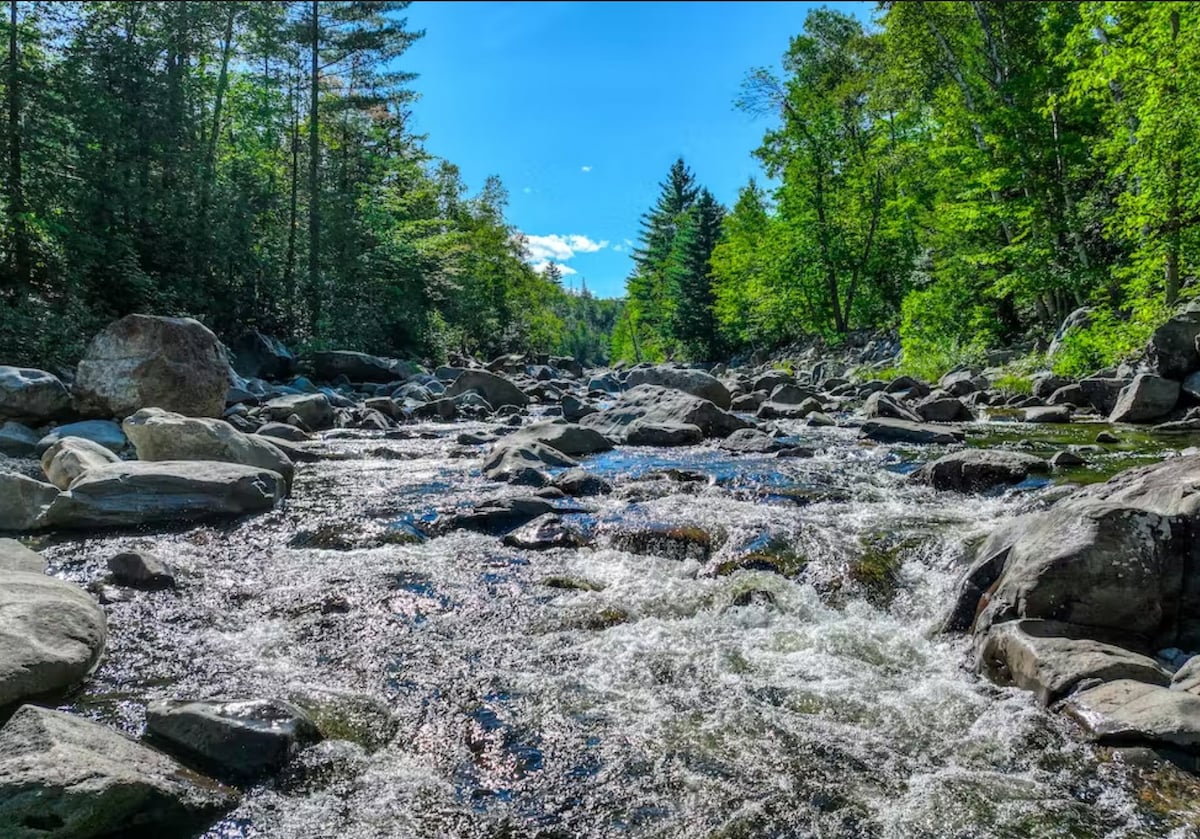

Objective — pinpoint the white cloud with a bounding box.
[623,238,634,247]
[581,165,592,173]
[522,186,532,194]
[532,260,577,276]
[523,233,609,263]
[613,243,623,252]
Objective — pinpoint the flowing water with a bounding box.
[31,413,1200,838]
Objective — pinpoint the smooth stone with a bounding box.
[0,367,70,423]
[0,539,46,573]
[1023,405,1073,424]
[444,369,529,409]
[859,418,963,445]
[1109,374,1180,424]
[0,472,60,531]
[257,422,311,442]
[580,384,749,441]
[910,449,1047,492]
[625,420,703,447]
[35,420,126,455]
[1050,450,1087,468]
[504,419,613,457]
[108,550,176,589]
[0,422,39,457]
[501,513,587,550]
[0,705,237,835]
[623,366,732,409]
[719,428,785,454]
[263,393,335,431]
[1062,679,1200,752]
[40,437,121,490]
[552,468,612,497]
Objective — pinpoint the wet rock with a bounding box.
[456,431,496,446]
[552,468,612,497]
[561,394,597,422]
[257,421,311,442]
[1032,374,1073,400]
[108,550,176,589]
[146,698,321,782]
[0,539,46,573]
[1080,377,1129,416]
[625,420,703,447]
[443,496,586,534]
[939,370,981,397]
[915,395,971,423]
[609,522,722,561]
[806,411,836,427]
[35,419,126,454]
[45,461,285,529]
[863,391,921,423]
[588,373,620,394]
[582,385,749,442]
[775,445,815,459]
[859,418,963,446]
[74,314,230,419]
[0,572,106,706]
[505,419,613,457]
[0,366,70,424]
[0,421,39,457]
[766,383,818,406]
[731,392,766,412]
[958,456,1200,648]
[719,428,785,454]
[40,436,121,490]
[1050,450,1087,468]
[0,472,59,531]
[1109,374,1180,424]
[731,588,777,608]
[540,575,605,592]
[910,449,1047,493]
[1146,308,1200,380]
[264,393,335,430]
[310,350,411,384]
[124,408,294,490]
[502,514,588,550]
[1062,679,1200,752]
[1096,430,1120,444]
[482,441,576,485]
[411,396,458,421]
[0,704,237,835]
[445,369,529,409]
[757,396,822,420]
[1023,405,1073,424]
[977,619,1170,706]
[623,365,732,409]
[276,739,368,795]
[230,330,295,380]
[1048,384,1090,408]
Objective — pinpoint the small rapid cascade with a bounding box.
[38,415,1200,839]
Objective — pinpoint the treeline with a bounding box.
[0,1,616,369]
[618,2,1200,378]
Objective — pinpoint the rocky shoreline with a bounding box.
[5,311,1200,835]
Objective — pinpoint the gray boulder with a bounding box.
[1062,679,1200,752]
[1047,384,1090,408]
[910,449,1047,492]
[915,395,971,423]
[0,572,106,706]
[263,393,335,430]
[40,437,121,490]
[146,698,320,781]
[561,394,597,422]
[757,397,822,420]
[1109,374,1180,424]
[864,391,921,423]
[1022,405,1073,424]
[46,461,285,529]
[976,619,1169,706]
[0,473,59,531]
[35,420,126,455]
[0,366,70,424]
[74,314,230,419]
[719,428,785,454]
[625,421,704,447]
[0,704,237,836]
[482,442,576,485]
[1080,377,1130,416]
[552,468,612,497]
[1146,308,1200,379]
[505,419,613,457]
[0,539,46,573]
[257,422,311,442]
[310,350,414,384]
[623,366,732,409]
[859,418,963,446]
[0,421,39,457]
[1032,374,1073,400]
[445,370,529,409]
[108,550,176,589]
[501,514,587,550]
[230,331,294,380]
[580,385,749,441]
[939,370,980,397]
[123,408,294,489]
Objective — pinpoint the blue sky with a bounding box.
[402,1,874,298]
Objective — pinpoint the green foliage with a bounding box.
[1051,304,1166,378]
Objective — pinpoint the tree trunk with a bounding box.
[200,3,237,221]
[6,0,30,292]
[307,0,321,334]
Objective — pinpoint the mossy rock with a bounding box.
[292,691,398,752]
[609,522,724,562]
[845,533,928,606]
[540,575,606,592]
[716,536,808,578]
[574,606,629,630]
[288,525,357,551]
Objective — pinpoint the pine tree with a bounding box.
[665,189,725,360]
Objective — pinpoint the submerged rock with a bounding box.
[0,704,237,836]
[74,314,230,419]
[108,550,176,589]
[482,441,577,485]
[502,513,589,550]
[504,419,613,457]
[719,428,785,454]
[146,698,321,782]
[608,521,722,561]
[0,572,106,706]
[552,468,612,497]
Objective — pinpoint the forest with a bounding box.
[618,2,1200,380]
[1,2,1198,379]
[0,0,621,369]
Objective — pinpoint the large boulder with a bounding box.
[0,473,59,531]
[625,421,704,447]
[0,705,237,836]
[859,418,963,446]
[74,314,230,419]
[976,619,1170,706]
[309,350,412,384]
[580,384,749,441]
[45,461,285,529]
[482,442,576,486]
[1146,307,1200,380]
[40,437,121,490]
[719,428,785,454]
[229,331,295,380]
[0,572,106,706]
[863,391,921,423]
[444,370,529,409]
[146,698,320,782]
[263,393,334,430]
[1079,377,1129,416]
[623,366,732,409]
[123,408,294,489]
[0,367,70,424]
[948,456,1200,648]
[1062,679,1200,753]
[504,419,613,457]
[910,449,1047,493]
[1108,374,1180,424]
